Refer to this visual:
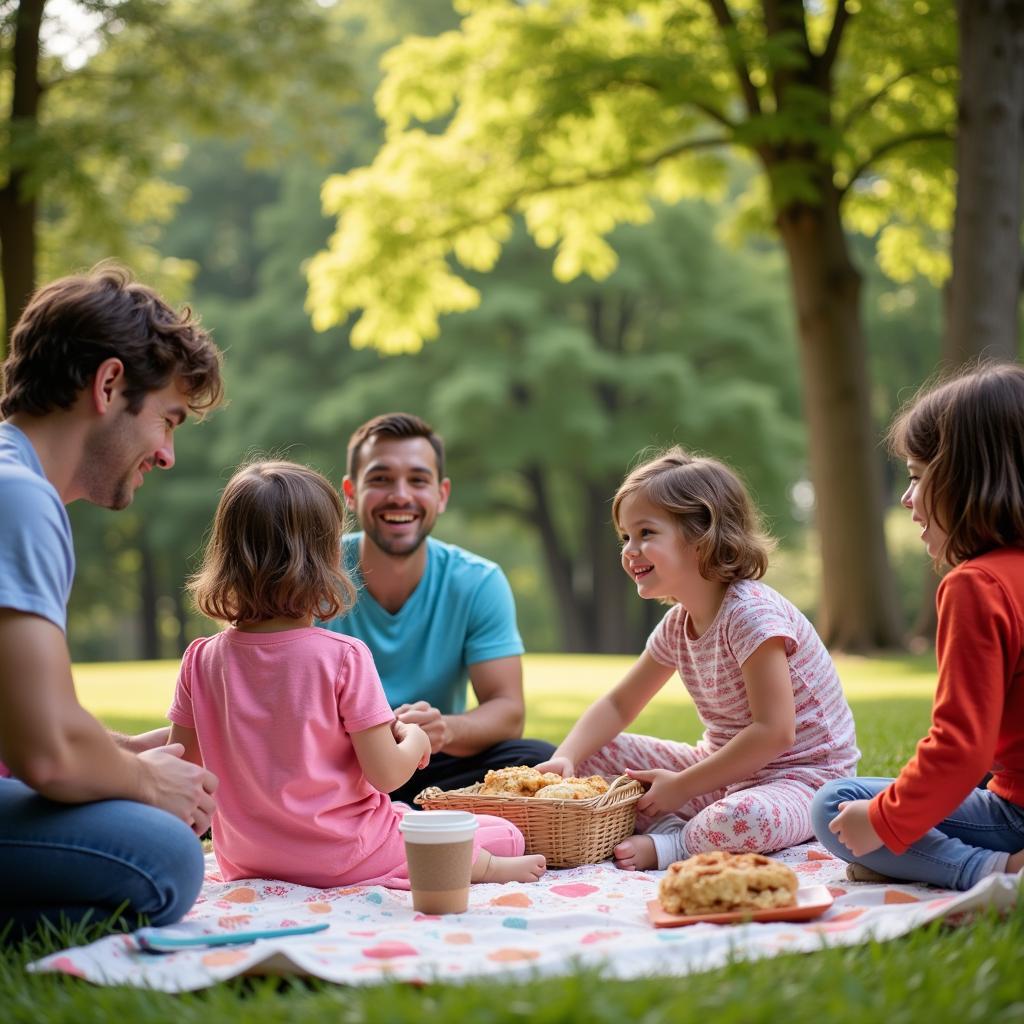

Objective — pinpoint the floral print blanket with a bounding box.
[29,844,1020,992]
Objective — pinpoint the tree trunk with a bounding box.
[776,188,904,651]
[172,580,189,656]
[138,534,161,660]
[521,463,590,652]
[944,0,1024,366]
[586,477,638,653]
[0,0,45,346]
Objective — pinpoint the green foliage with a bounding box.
[63,0,470,657]
[308,0,958,352]
[58,0,954,658]
[305,199,805,649]
[0,0,357,315]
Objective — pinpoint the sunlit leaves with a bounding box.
[1,0,354,300]
[308,0,959,352]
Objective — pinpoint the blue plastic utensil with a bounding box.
[135,921,329,953]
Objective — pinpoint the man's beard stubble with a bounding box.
[80,412,138,510]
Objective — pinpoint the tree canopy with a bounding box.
[306,0,960,651]
[308,0,955,350]
[0,0,355,341]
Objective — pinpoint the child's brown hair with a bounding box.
[190,460,355,624]
[888,362,1024,566]
[612,446,774,583]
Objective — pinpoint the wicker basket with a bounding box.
[413,774,644,868]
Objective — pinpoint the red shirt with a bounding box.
[869,547,1024,853]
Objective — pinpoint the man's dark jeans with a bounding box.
[391,738,557,805]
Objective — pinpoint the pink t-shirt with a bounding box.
[168,626,408,888]
[647,579,859,774]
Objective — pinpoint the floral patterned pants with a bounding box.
[579,733,843,869]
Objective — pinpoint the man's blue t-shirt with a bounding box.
[0,422,74,631]
[321,535,524,714]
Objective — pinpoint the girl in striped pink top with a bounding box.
[538,448,858,871]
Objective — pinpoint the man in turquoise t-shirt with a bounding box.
[321,413,554,803]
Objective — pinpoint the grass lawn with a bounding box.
[4,653,1022,1022]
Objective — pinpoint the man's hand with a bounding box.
[829,799,883,857]
[112,726,171,754]
[394,701,451,754]
[534,755,575,778]
[628,767,693,816]
[137,743,218,835]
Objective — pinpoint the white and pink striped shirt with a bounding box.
[647,579,859,774]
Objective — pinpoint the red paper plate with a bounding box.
[646,884,834,928]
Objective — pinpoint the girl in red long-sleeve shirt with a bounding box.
[812,362,1024,890]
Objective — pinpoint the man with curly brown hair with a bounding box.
[0,264,224,938]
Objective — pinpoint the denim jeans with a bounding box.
[811,777,1024,891]
[0,778,205,940]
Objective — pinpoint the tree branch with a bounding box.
[839,129,953,196]
[517,133,731,201]
[819,1,851,78]
[413,132,732,270]
[689,99,736,130]
[706,0,762,118]
[591,72,736,130]
[841,64,957,132]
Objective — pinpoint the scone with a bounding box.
[479,766,562,796]
[533,783,590,800]
[534,775,610,799]
[657,851,798,915]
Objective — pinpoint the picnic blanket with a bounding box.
[29,844,1020,991]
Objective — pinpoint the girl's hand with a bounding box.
[829,799,883,857]
[628,768,691,816]
[393,720,431,769]
[533,755,574,778]
[395,701,451,754]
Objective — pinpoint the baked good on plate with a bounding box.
[657,851,798,915]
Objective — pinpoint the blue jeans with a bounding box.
[0,778,205,940]
[811,777,1024,891]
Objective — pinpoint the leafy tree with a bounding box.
[308,0,961,651]
[63,0,461,658]
[0,0,355,342]
[310,203,803,652]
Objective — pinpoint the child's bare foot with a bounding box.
[473,851,547,884]
[614,834,658,871]
[1006,849,1024,874]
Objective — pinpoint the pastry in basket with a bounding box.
[534,775,610,799]
[478,765,563,797]
[657,851,798,915]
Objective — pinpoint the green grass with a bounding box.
[4,653,1022,1022]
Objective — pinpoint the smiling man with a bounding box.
[322,413,554,803]
[0,265,223,938]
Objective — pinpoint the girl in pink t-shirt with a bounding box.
[168,460,545,889]
[539,447,858,871]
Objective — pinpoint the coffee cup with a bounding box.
[399,810,479,914]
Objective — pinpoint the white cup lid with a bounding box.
[398,810,479,836]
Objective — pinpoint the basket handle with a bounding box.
[594,773,641,805]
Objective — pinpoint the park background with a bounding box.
[3,3,1024,1019]
[3,0,1021,671]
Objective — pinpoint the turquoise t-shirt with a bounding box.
[321,535,524,714]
